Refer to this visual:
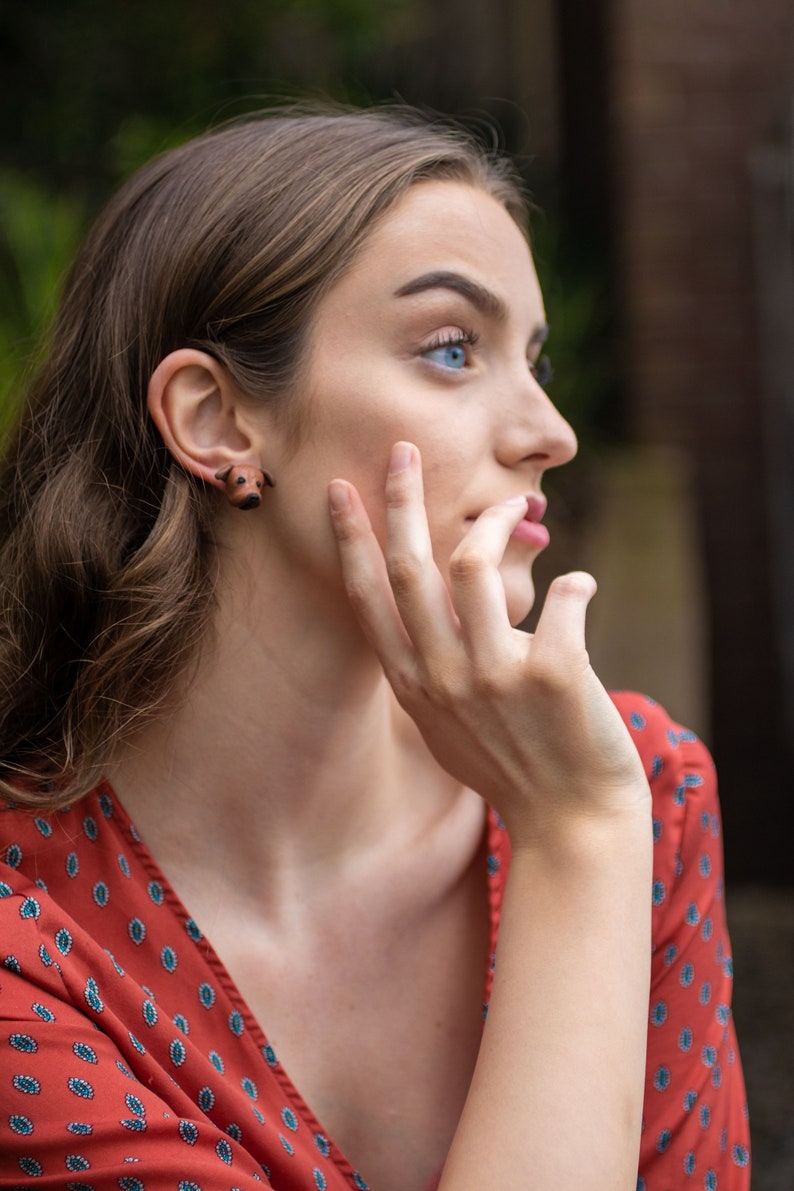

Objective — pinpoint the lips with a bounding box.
[467,494,550,550]
[523,494,547,524]
[510,493,549,549]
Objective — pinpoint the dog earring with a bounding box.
[214,464,275,510]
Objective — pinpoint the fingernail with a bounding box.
[328,481,350,513]
[500,494,528,506]
[389,442,413,474]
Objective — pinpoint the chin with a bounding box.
[501,565,537,627]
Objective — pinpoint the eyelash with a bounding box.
[424,328,480,356]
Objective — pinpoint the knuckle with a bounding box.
[386,663,418,705]
[470,649,520,699]
[385,482,412,510]
[421,659,468,711]
[331,515,358,544]
[420,679,456,713]
[343,576,374,615]
[422,663,453,702]
[390,656,453,711]
[472,659,509,699]
[449,545,488,585]
[386,551,424,597]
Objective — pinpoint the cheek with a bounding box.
[420,445,482,548]
[416,430,476,501]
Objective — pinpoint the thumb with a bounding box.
[531,572,597,668]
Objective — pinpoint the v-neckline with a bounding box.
[101,779,509,1190]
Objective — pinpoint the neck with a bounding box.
[108,553,465,905]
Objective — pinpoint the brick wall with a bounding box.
[609,0,794,881]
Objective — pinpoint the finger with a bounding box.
[447,497,530,659]
[530,571,597,674]
[383,443,460,652]
[328,478,415,666]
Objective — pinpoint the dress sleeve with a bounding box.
[611,693,751,1191]
[0,884,274,1191]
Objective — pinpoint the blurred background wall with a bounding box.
[1,1,792,1184]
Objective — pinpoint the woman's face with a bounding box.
[255,180,577,625]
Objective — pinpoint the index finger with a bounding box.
[382,442,460,652]
[328,477,414,664]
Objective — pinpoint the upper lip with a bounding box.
[523,494,547,522]
[467,494,548,522]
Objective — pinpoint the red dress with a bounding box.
[0,693,750,1189]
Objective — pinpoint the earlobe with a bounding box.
[215,464,276,509]
[147,349,254,490]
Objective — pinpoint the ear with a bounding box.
[147,349,258,491]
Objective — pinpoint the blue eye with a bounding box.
[426,343,467,369]
[422,331,477,370]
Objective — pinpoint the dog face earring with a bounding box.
[215,464,275,510]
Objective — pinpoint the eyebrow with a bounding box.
[394,270,549,345]
[395,270,506,320]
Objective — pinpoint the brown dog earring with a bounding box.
[214,464,275,510]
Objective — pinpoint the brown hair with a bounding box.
[0,104,528,808]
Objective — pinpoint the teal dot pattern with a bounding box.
[0,694,749,1188]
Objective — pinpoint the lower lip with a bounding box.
[510,519,550,549]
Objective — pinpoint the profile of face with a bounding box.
[228,181,579,626]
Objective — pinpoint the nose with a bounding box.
[496,371,578,472]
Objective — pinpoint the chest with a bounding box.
[26,790,502,1190]
[212,857,491,1191]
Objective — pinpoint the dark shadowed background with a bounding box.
[1,2,792,1185]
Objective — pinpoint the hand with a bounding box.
[328,442,649,848]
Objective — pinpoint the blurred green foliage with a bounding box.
[0,1,622,446]
[531,212,622,443]
[0,0,417,195]
[0,172,84,431]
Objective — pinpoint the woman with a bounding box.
[0,108,749,1190]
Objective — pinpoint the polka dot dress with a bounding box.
[1,694,749,1189]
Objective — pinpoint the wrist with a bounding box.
[504,787,653,867]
